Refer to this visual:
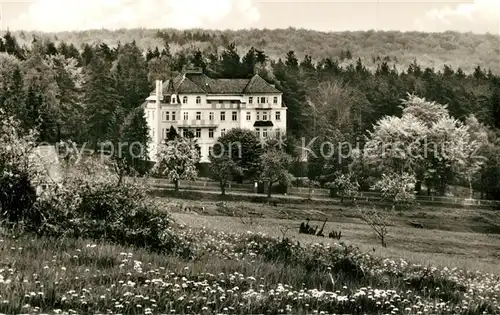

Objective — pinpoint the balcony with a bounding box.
[176,120,219,128]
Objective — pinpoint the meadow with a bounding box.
[1,195,499,315]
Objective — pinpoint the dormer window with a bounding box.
[183,96,188,104]
[196,96,201,104]
[171,95,176,103]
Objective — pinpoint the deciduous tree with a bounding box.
[152,137,199,191]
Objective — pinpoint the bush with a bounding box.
[325,171,360,203]
[372,172,417,208]
[0,111,45,230]
[35,173,191,257]
[0,113,188,256]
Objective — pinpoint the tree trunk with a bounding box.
[117,171,123,186]
[438,181,446,196]
[415,181,422,194]
[56,123,62,143]
[468,178,473,199]
[174,180,179,192]
[220,181,226,196]
[267,181,273,198]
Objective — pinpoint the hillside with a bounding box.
[5,28,500,74]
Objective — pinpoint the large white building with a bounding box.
[143,68,287,162]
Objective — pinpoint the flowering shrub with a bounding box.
[0,115,187,255]
[34,172,190,256]
[372,172,416,208]
[0,110,43,230]
[326,172,360,203]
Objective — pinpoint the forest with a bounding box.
[0,29,500,199]
[4,28,500,73]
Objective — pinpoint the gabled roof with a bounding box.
[152,70,281,95]
[175,76,206,93]
[162,79,176,95]
[244,75,281,94]
[208,79,250,94]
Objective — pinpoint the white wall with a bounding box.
[145,92,287,162]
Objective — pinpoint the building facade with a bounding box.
[142,68,287,162]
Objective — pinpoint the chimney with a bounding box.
[155,80,162,152]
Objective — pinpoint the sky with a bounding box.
[0,0,498,35]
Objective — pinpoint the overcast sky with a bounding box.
[0,0,498,35]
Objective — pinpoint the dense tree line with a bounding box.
[1,30,500,199]
[4,28,499,73]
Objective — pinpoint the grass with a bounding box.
[1,227,499,314]
[0,196,499,314]
[162,196,500,274]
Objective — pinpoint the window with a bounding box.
[263,128,268,138]
[172,112,176,121]
[246,112,251,120]
[171,96,176,103]
[276,129,281,138]
[256,112,260,121]
[196,96,201,104]
[275,111,281,121]
[208,146,213,155]
[196,112,201,120]
[162,128,166,139]
[182,96,188,104]
[207,100,211,104]
[232,111,237,121]
[182,128,188,138]
[249,97,253,104]
[273,96,278,104]
[260,97,266,104]
[220,111,226,121]
[209,112,214,120]
[164,111,170,121]
[183,112,188,120]
[221,129,226,136]
[195,128,201,138]
[209,128,214,138]
[255,128,260,138]
[263,112,268,121]
[196,147,201,157]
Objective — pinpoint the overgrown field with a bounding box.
[156,195,500,235]
[1,215,499,314]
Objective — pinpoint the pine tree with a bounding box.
[120,107,150,174]
[2,30,24,60]
[82,55,122,148]
[285,51,299,71]
[242,47,257,78]
[166,126,179,141]
[219,42,242,78]
[190,49,206,71]
[3,68,24,118]
[112,41,150,111]
[81,44,94,66]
